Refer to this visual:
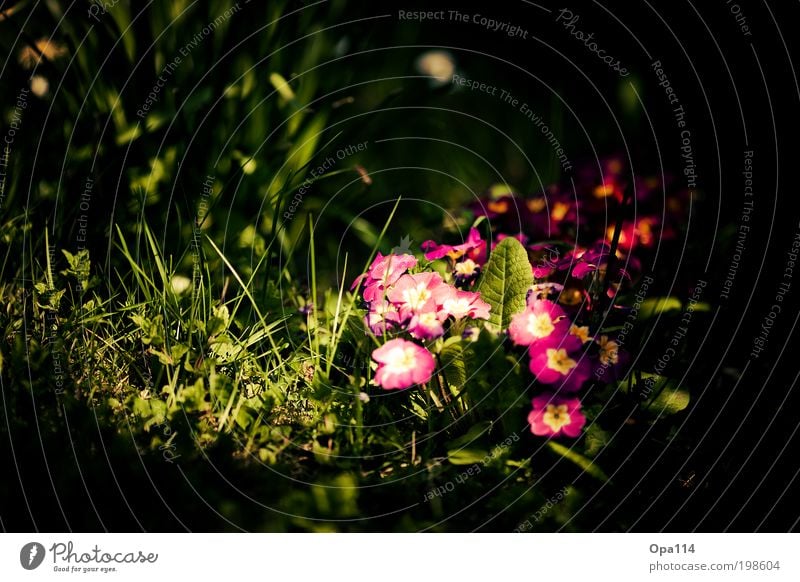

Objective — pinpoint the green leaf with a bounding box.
[439,340,470,396]
[651,387,690,414]
[638,297,682,320]
[640,374,690,415]
[115,124,142,146]
[131,313,164,346]
[447,448,489,465]
[547,441,609,482]
[269,72,296,101]
[446,420,492,450]
[583,423,609,458]
[177,377,210,412]
[624,373,691,415]
[206,305,230,337]
[476,237,533,329]
[446,422,493,465]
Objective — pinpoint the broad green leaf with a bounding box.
[547,441,609,482]
[476,237,533,329]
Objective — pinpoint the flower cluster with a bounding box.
[507,290,628,437]
[348,157,679,442]
[352,251,491,390]
[456,157,684,438]
[472,156,685,299]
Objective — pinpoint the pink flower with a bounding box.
[433,286,491,320]
[408,311,446,340]
[387,272,444,318]
[351,253,417,303]
[421,227,487,264]
[372,338,436,390]
[528,394,586,438]
[508,299,579,350]
[365,300,402,335]
[528,344,591,391]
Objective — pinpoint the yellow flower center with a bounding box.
[551,202,570,221]
[444,297,471,318]
[598,335,619,365]
[402,285,432,310]
[385,346,418,374]
[608,224,629,248]
[527,313,555,338]
[546,348,578,375]
[455,259,478,277]
[593,183,615,198]
[487,200,509,214]
[543,404,571,432]
[417,312,439,327]
[527,198,547,213]
[638,218,654,245]
[570,324,591,343]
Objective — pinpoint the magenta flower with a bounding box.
[433,286,491,321]
[508,299,579,350]
[351,252,418,303]
[543,242,637,287]
[528,394,586,438]
[570,243,609,279]
[421,227,487,264]
[387,272,444,318]
[372,338,436,390]
[528,344,591,391]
